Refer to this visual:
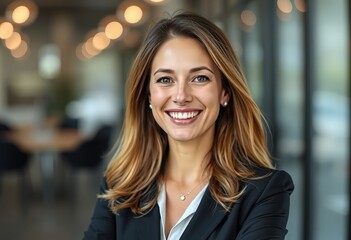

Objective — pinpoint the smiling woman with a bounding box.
[83,12,294,240]
[149,37,227,143]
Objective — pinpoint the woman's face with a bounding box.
[149,36,228,143]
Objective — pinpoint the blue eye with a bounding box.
[194,75,210,82]
[156,77,172,84]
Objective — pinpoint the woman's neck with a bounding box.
[165,138,212,183]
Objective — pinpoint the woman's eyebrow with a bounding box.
[153,68,174,75]
[189,66,214,74]
[153,66,214,76]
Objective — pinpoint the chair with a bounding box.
[0,137,31,214]
[58,116,79,130]
[0,121,29,184]
[0,121,12,132]
[61,124,113,169]
[60,125,114,204]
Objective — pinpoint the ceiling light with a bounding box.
[11,39,29,59]
[117,0,149,25]
[92,32,111,50]
[4,31,22,50]
[0,19,14,39]
[99,15,124,40]
[6,0,38,26]
[277,0,293,14]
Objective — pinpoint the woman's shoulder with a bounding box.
[254,166,293,179]
[240,166,294,199]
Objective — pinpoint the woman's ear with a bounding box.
[220,89,230,106]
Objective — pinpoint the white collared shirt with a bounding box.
[157,183,208,240]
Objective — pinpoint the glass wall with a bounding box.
[313,0,349,239]
[276,3,304,240]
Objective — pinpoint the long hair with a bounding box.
[100,12,273,214]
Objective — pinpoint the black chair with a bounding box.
[0,137,31,213]
[58,116,79,130]
[60,125,114,204]
[61,125,113,169]
[0,121,12,132]
[0,139,29,171]
[0,121,29,186]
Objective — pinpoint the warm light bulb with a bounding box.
[295,0,306,12]
[12,6,30,24]
[11,40,28,58]
[105,21,123,40]
[124,5,143,24]
[241,10,257,27]
[0,21,14,39]
[85,38,100,56]
[92,32,110,50]
[277,0,293,14]
[5,32,22,50]
[6,0,38,26]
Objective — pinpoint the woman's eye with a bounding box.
[156,77,172,84]
[194,75,210,82]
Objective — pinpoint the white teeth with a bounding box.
[169,111,199,120]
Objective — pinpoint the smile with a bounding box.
[168,111,200,120]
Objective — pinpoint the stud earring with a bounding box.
[223,102,228,107]
[149,104,152,109]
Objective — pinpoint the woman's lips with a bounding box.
[168,111,200,120]
[166,110,202,124]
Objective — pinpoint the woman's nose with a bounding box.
[172,83,192,105]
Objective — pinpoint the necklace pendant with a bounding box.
[180,194,186,201]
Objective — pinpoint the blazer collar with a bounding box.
[133,184,227,240]
[134,182,161,240]
[180,187,227,240]
[134,204,161,240]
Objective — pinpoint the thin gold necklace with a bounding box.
[179,179,207,201]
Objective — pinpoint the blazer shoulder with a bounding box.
[241,167,294,200]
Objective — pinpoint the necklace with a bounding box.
[179,179,207,201]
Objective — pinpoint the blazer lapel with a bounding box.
[134,204,161,240]
[134,182,161,240]
[180,188,227,240]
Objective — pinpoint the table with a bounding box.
[5,128,85,153]
[4,128,86,200]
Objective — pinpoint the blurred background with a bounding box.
[0,0,349,239]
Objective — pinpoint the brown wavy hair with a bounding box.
[100,12,273,215]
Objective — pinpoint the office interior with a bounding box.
[0,0,349,239]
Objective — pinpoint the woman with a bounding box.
[84,12,294,240]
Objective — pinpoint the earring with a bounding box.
[223,102,228,107]
[149,104,152,109]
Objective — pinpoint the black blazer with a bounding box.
[83,168,294,240]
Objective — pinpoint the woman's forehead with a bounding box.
[150,37,217,72]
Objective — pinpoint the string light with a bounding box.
[295,0,306,12]
[277,0,293,14]
[0,20,14,39]
[5,31,22,50]
[6,0,38,26]
[117,0,149,25]
[11,39,29,58]
[99,16,124,40]
[240,10,257,29]
[92,32,111,50]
